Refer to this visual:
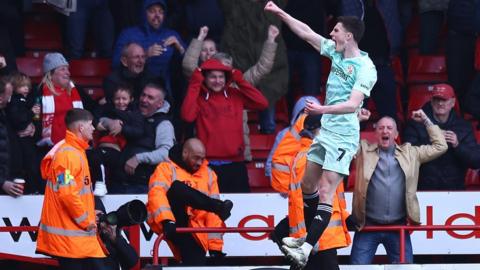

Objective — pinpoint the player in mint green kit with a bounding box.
[265,2,377,269]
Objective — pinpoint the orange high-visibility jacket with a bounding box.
[288,136,351,252]
[36,130,105,258]
[147,159,224,258]
[271,114,307,192]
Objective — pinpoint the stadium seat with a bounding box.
[465,169,480,190]
[69,58,111,87]
[249,134,275,161]
[247,162,274,192]
[360,131,377,143]
[407,55,448,85]
[475,130,480,143]
[16,57,44,84]
[24,21,63,51]
[392,56,405,86]
[365,83,405,127]
[405,16,420,49]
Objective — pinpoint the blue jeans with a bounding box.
[350,230,413,264]
[66,0,114,58]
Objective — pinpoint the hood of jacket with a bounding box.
[142,0,167,33]
[199,59,233,96]
[291,96,319,126]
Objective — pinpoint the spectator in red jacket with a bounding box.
[181,59,268,193]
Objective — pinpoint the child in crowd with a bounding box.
[91,84,144,195]
[5,73,43,193]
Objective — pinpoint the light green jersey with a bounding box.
[320,38,377,135]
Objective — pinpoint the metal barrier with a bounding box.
[2,224,480,268]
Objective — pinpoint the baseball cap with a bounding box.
[431,83,455,100]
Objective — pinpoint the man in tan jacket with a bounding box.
[350,109,448,264]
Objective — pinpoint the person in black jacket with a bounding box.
[103,43,156,103]
[5,73,43,193]
[403,83,480,190]
[0,76,23,196]
[94,196,139,270]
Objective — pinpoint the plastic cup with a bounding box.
[13,178,25,194]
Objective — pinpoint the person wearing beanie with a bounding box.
[37,52,83,147]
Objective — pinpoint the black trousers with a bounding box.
[209,162,250,193]
[57,257,108,270]
[166,181,210,265]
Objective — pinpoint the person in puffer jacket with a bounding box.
[181,59,268,193]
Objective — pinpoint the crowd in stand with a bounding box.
[0,0,479,196]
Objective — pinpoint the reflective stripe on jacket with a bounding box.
[147,159,224,258]
[288,137,351,252]
[36,130,105,258]
[271,114,306,192]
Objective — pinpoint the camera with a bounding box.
[99,199,147,227]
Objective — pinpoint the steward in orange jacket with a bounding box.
[36,109,106,269]
[147,138,233,265]
[269,96,321,193]
[271,115,351,270]
[270,114,306,193]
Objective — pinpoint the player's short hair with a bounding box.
[337,16,365,43]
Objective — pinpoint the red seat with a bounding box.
[249,134,275,160]
[474,130,480,143]
[69,59,111,87]
[405,16,420,48]
[407,55,448,85]
[247,162,274,192]
[406,84,461,118]
[360,131,377,143]
[24,21,62,51]
[16,57,44,84]
[391,56,405,86]
[465,169,480,190]
[366,83,405,127]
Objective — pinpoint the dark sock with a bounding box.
[302,191,319,227]
[305,203,332,246]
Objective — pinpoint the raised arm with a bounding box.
[182,27,209,78]
[305,90,365,115]
[264,1,324,51]
[410,109,448,163]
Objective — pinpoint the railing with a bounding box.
[2,224,480,268]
